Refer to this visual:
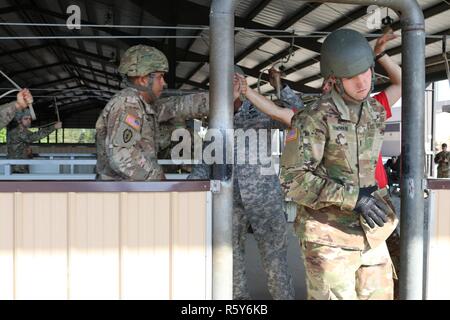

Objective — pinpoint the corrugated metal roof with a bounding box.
[0,0,448,128]
[235,0,259,17]
[252,0,311,27]
[292,3,358,31]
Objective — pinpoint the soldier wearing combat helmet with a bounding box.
[238,29,402,299]
[7,109,62,173]
[96,45,210,180]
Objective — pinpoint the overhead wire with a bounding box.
[1,5,447,95]
[0,21,445,39]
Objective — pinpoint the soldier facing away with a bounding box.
[96,45,209,181]
[239,29,402,300]
[0,89,33,129]
[189,66,303,300]
[7,109,62,173]
[434,143,450,178]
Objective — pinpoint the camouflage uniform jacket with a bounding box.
[96,87,209,181]
[0,102,17,129]
[435,150,450,178]
[281,89,397,250]
[7,124,56,173]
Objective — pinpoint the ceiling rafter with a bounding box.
[178,0,285,89]
[279,1,450,87]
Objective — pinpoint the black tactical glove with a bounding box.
[354,186,389,228]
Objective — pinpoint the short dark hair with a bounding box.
[443,143,448,148]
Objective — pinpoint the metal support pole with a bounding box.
[309,0,426,299]
[209,0,239,300]
[398,3,426,300]
[208,0,425,300]
[430,82,436,177]
[168,0,177,89]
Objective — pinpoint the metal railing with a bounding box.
[0,154,195,180]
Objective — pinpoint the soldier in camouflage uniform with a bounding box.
[95,45,209,180]
[7,109,61,173]
[434,143,450,178]
[241,30,402,300]
[189,67,303,300]
[0,89,33,129]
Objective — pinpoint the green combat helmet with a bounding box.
[320,28,374,79]
[15,109,31,122]
[118,45,169,77]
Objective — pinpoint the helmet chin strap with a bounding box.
[122,75,158,103]
[335,66,375,104]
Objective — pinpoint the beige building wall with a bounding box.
[426,189,450,300]
[0,191,211,300]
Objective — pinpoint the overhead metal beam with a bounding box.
[178,0,277,89]
[202,4,368,87]
[29,6,210,63]
[245,0,273,20]
[145,0,324,53]
[282,1,449,81]
[32,75,120,91]
[234,3,322,63]
[0,43,50,58]
[11,61,119,80]
[292,27,450,89]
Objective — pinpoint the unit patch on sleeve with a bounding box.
[123,128,133,143]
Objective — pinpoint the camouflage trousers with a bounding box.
[300,240,395,300]
[233,186,295,300]
[437,169,449,178]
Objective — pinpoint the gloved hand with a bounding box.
[354,186,389,228]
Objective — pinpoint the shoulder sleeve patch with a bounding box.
[124,113,141,131]
[125,96,138,104]
[285,128,299,143]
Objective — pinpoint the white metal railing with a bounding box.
[0,159,97,180]
[0,154,194,180]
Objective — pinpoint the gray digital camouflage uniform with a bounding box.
[189,85,303,300]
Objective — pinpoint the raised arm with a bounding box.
[374,32,402,106]
[156,92,209,123]
[236,73,294,127]
[19,123,60,143]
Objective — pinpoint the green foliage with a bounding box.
[0,128,95,144]
[62,129,95,144]
[0,128,6,143]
